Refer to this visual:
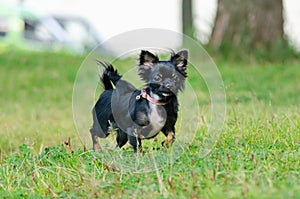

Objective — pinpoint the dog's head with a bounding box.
[138,50,188,97]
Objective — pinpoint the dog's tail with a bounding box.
[97,61,122,90]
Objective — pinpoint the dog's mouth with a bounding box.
[149,83,177,97]
[151,89,173,98]
[159,87,174,96]
[162,91,172,96]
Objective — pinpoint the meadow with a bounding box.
[0,51,299,198]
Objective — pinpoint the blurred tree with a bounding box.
[182,0,195,41]
[210,0,285,51]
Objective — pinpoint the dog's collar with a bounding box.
[136,87,168,106]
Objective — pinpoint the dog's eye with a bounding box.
[153,74,162,82]
[172,73,178,80]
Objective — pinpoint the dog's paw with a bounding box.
[132,146,143,154]
[93,142,102,152]
[161,132,175,147]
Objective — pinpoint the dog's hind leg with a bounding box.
[90,128,102,152]
[90,108,112,152]
[90,122,107,152]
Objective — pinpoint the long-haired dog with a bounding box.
[90,50,188,153]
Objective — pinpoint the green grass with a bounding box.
[0,51,299,198]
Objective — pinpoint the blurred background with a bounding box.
[1,0,300,58]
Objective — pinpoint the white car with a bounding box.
[0,3,106,54]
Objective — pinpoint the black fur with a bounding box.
[90,50,188,152]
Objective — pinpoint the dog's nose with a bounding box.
[165,83,172,89]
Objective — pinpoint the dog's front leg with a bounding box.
[161,128,176,147]
[128,128,142,153]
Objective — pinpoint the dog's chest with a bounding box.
[147,103,166,136]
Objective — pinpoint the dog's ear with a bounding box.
[139,50,159,69]
[171,49,188,71]
[138,50,159,81]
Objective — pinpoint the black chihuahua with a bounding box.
[90,50,188,153]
